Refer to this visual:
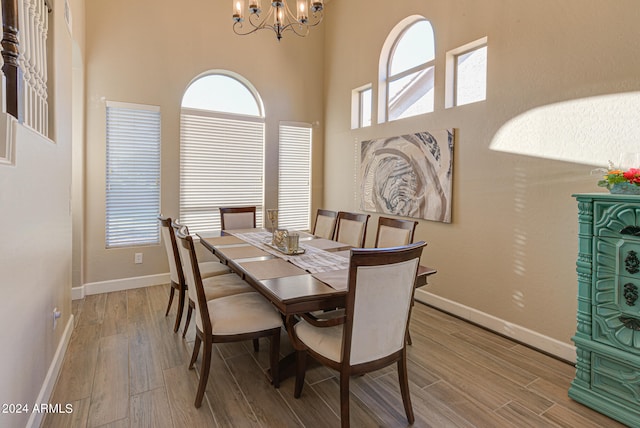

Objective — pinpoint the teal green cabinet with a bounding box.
[570,193,640,427]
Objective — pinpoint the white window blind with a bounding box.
[105,101,161,248]
[278,123,311,231]
[180,109,264,233]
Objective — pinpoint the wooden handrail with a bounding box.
[1,0,22,121]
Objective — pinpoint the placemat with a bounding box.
[239,258,308,280]
[313,269,349,291]
[303,238,350,251]
[201,235,246,246]
[215,245,269,260]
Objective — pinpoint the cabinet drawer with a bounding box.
[595,237,640,280]
[594,237,640,314]
[592,351,640,406]
[593,200,640,237]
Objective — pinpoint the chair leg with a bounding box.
[294,350,307,398]
[406,329,413,346]
[189,335,201,370]
[165,284,176,316]
[182,301,193,338]
[269,330,281,388]
[194,336,212,408]
[339,372,350,428]
[397,349,414,424]
[173,285,186,333]
[253,338,260,352]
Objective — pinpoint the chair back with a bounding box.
[374,217,418,248]
[335,211,370,247]
[343,242,426,365]
[171,218,193,285]
[175,227,210,334]
[220,206,256,230]
[159,215,184,285]
[312,209,338,239]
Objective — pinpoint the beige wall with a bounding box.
[0,0,80,425]
[83,0,325,285]
[322,0,640,356]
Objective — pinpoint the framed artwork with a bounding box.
[359,129,454,223]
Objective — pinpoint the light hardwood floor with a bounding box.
[43,284,624,427]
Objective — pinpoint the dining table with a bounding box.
[197,227,437,384]
[197,228,437,316]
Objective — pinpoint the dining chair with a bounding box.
[286,242,427,428]
[312,209,338,239]
[158,215,233,332]
[219,206,256,230]
[374,216,418,248]
[334,211,370,248]
[175,227,283,408]
[374,216,421,345]
[170,219,254,338]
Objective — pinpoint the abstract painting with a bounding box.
[360,129,454,223]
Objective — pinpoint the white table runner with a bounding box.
[230,230,350,274]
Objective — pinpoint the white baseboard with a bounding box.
[414,288,576,363]
[72,273,170,300]
[26,315,74,428]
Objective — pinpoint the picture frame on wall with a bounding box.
[359,129,455,223]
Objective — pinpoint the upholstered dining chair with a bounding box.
[334,211,370,248]
[374,216,418,248]
[170,219,254,338]
[176,227,283,408]
[312,209,338,239]
[158,215,233,332]
[219,206,256,230]
[374,216,421,345]
[286,242,427,428]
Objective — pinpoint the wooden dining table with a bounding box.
[197,228,437,316]
[197,228,437,383]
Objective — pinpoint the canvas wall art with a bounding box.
[360,129,454,223]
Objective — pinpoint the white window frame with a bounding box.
[278,122,312,231]
[351,84,372,129]
[445,37,488,108]
[105,101,161,248]
[378,15,435,124]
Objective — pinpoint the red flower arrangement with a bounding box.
[598,167,640,189]
[623,168,640,184]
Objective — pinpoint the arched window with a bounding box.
[181,74,262,116]
[179,72,265,232]
[379,16,435,123]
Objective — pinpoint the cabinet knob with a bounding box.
[623,283,639,306]
[620,225,640,236]
[619,316,640,331]
[625,250,640,275]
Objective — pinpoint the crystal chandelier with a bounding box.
[232,0,324,41]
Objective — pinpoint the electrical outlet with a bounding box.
[53,307,61,330]
[134,253,143,264]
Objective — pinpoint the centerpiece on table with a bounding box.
[597,161,640,195]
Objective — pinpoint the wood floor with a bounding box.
[43,284,625,428]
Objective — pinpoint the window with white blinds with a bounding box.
[278,123,312,230]
[180,109,264,233]
[105,101,161,248]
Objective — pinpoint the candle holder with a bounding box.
[272,228,288,249]
[286,232,299,253]
[267,208,278,233]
